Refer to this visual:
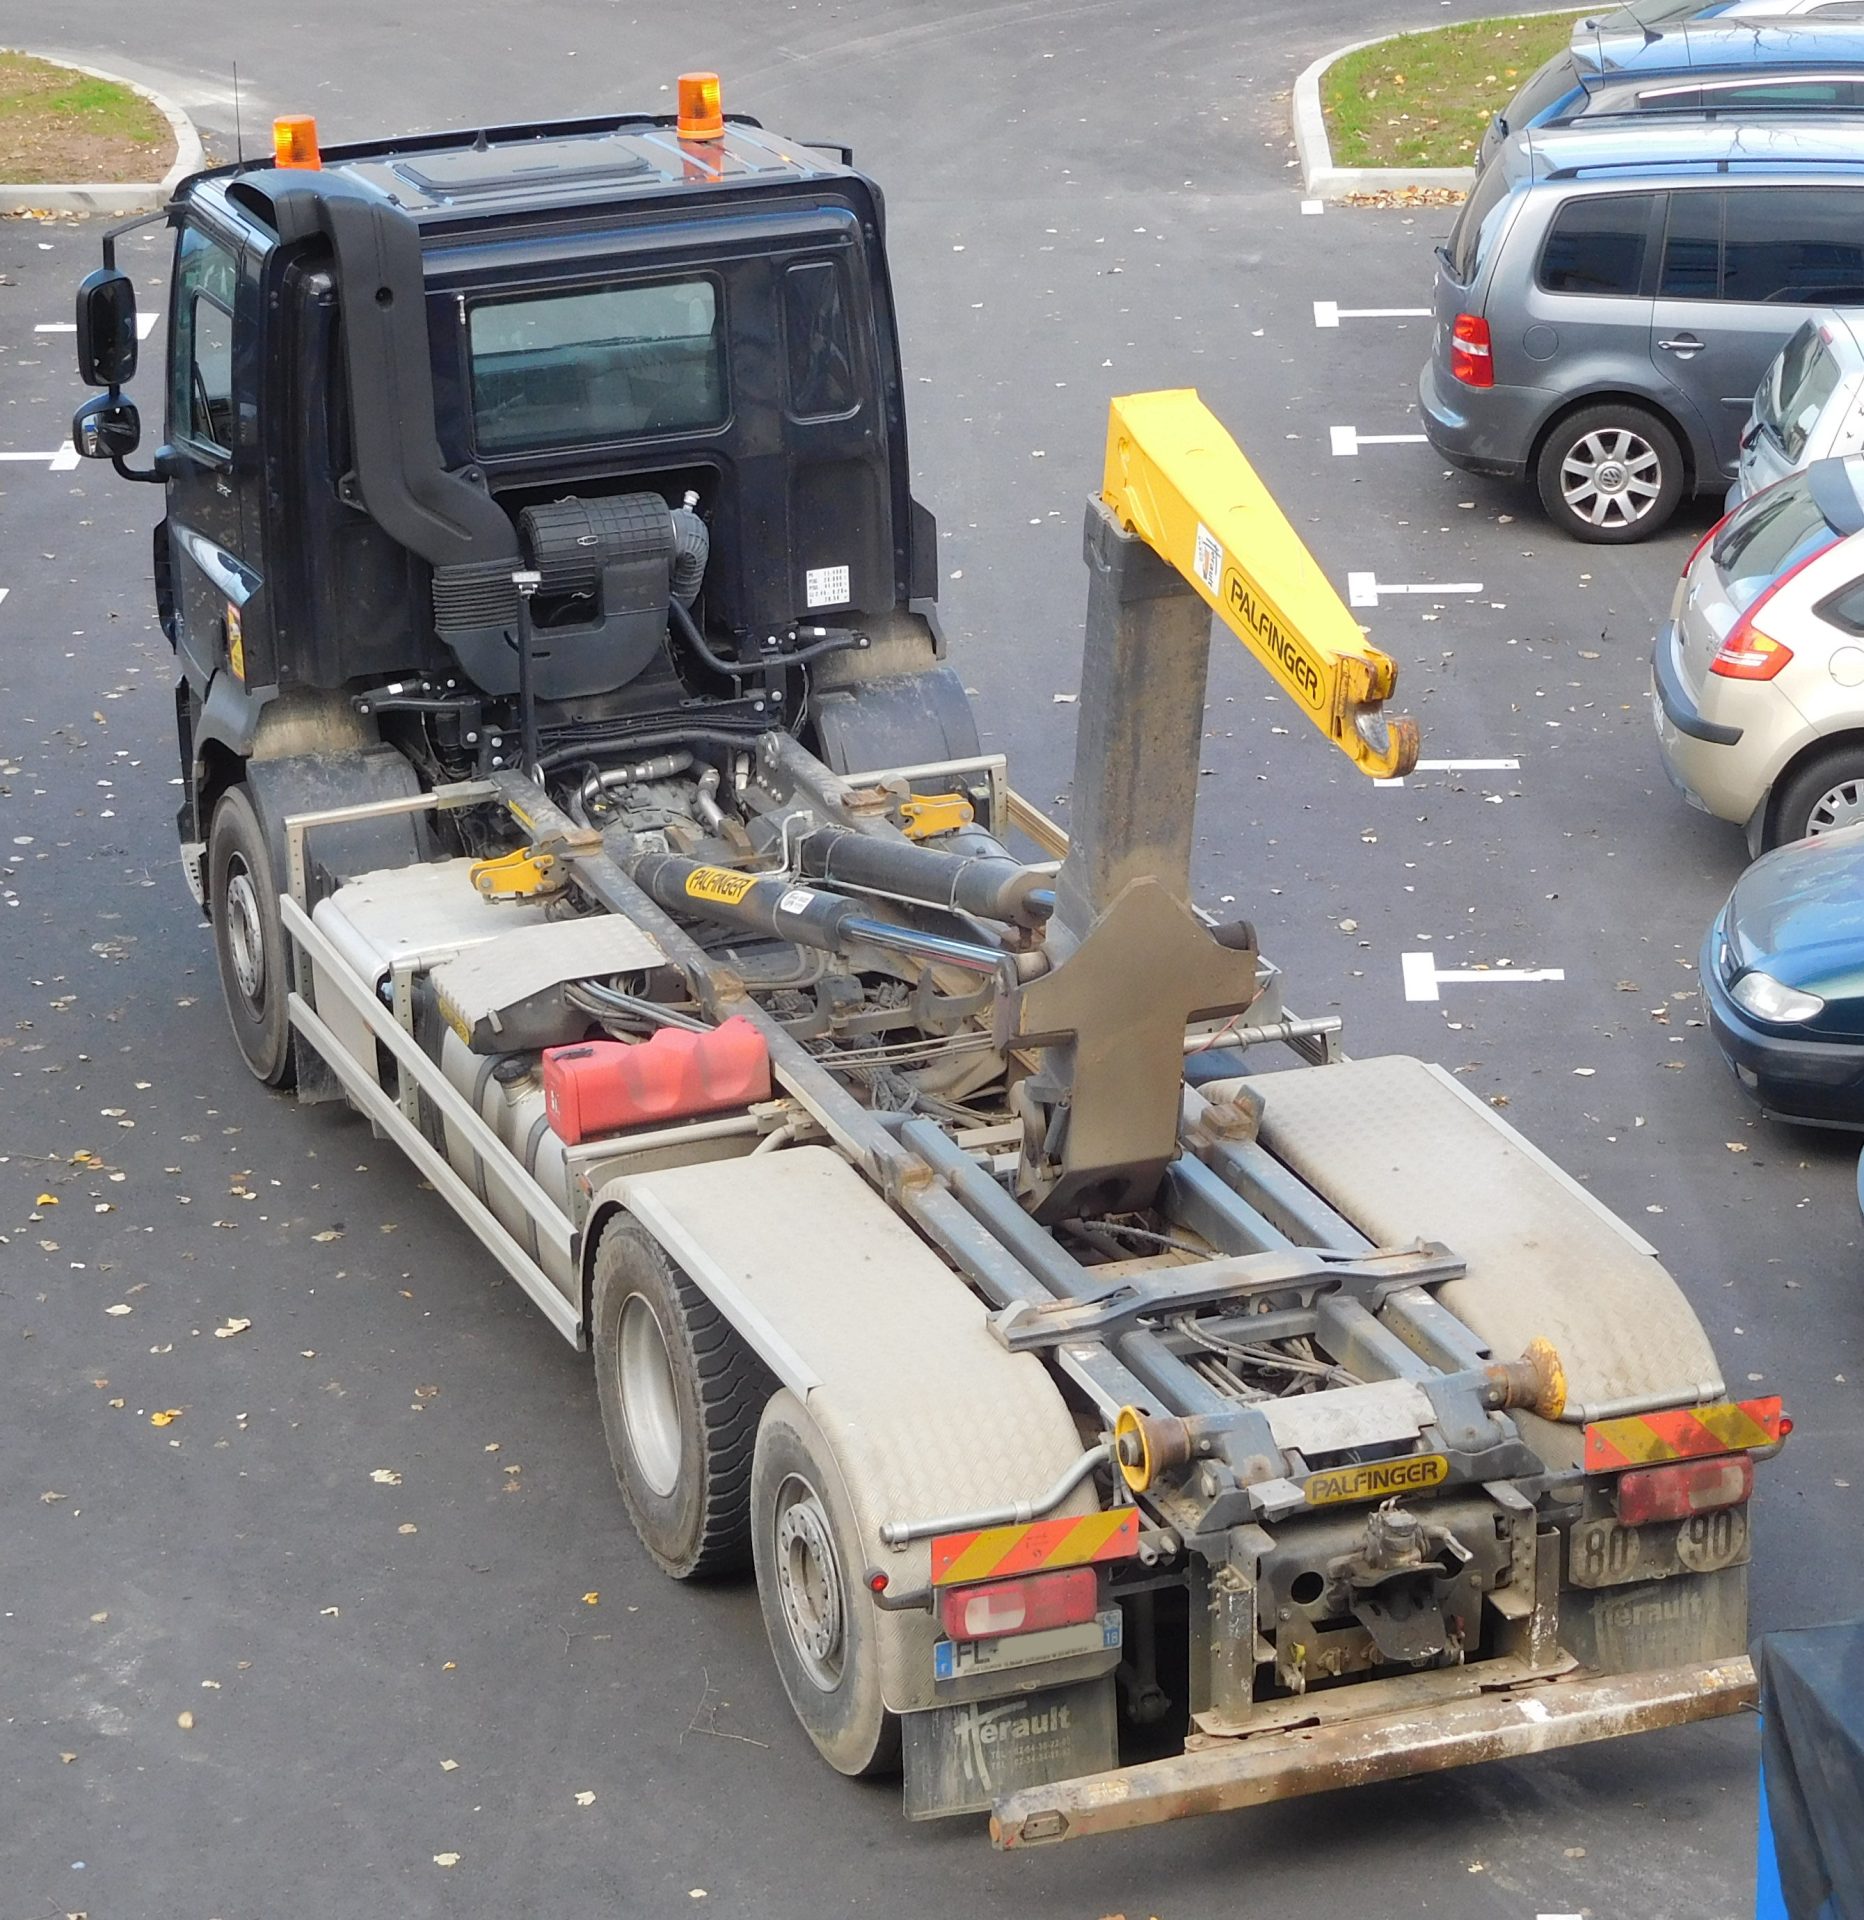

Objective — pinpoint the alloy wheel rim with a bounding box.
[773,1474,846,1692]
[1561,428,1662,528]
[617,1292,683,1497]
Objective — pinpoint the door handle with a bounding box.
[1658,334,1704,355]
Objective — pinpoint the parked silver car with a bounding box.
[1729,310,1864,508]
[1420,121,1864,542]
[1652,454,1864,849]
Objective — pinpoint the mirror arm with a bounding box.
[110,451,164,485]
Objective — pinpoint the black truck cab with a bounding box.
[75,92,966,889]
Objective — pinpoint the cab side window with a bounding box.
[171,226,240,455]
[783,260,859,419]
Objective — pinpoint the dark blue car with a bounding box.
[1703,822,1864,1125]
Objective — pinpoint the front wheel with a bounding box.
[1536,405,1683,544]
[1767,743,1864,849]
[208,785,295,1086]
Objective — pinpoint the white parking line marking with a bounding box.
[1402,952,1565,1003]
[1313,301,1431,329]
[1374,757,1521,789]
[1347,572,1483,608]
[1330,424,1430,457]
[0,588,9,607]
[1300,199,1324,216]
[35,312,159,339]
[0,444,81,470]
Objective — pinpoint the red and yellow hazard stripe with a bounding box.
[930,1508,1139,1587]
[1584,1395,1783,1472]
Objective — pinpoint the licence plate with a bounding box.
[933,1609,1121,1682]
[1568,1505,1750,1590]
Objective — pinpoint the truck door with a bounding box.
[165,222,260,695]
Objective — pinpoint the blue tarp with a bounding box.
[1754,1620,1864,1920]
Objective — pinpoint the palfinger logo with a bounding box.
[1222,569,1326,710]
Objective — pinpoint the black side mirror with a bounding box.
[73,393,143,462]
[76,267,139,388]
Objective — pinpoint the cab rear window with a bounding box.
[468,277,725,454]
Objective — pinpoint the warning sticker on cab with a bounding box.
[1304,1454,1449,1507]
[684,865,757,907]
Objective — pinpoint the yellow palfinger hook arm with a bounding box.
[1099,390,1419,779]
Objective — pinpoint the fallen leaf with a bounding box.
[440,1758,459,1772]
[104,1303,132,1316]
[60,1751,76,1763]
[1725,1142,1748,1154]
[320,1607,340,1618]
[311,1229,343,1243]
[433,1853,460,1868]
[582,1591,600,1606]
[213,1317,252,1338]
[40,1490,67,1504]
[574,1790,595,1807]
[1572,1067,1595,1078]
[370,1468,402,1486]
[149,1409,183,1427]
[36,1192,58,1206]
[398,1523,418,1535]
[176,1710,194,1730]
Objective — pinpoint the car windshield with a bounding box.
[1756,321,1843,460]
[1713,458,1864,607]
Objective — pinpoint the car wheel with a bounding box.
[208,785,296,1087]
[1767,744,1864,850]
[1536,405,1683,544]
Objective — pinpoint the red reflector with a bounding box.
[541,1017,771,1144]
[1450,313,1493,389]
[939,1566,1097,1643]
[1615,1454,1753,1526]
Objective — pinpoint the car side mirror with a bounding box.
[73,393,142,462]
[75,267,139,387]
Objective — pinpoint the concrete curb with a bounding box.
[1294,10,1581,201]
[0,49,204,217]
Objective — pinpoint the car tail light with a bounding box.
[1615,1454,1753,1526]
[1709,541,1833,679]
[1450,314,1493,389]
[938,1567,1098,1643]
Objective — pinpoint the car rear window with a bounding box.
[1713,459,1864,607]
[1444,157,1516,284]
[1505,52,1586,132]
[1757,320,1843,460]
[1538,192,1655,296]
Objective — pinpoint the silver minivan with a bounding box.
[1728,309,1864,508]
[1420,120,1864,542]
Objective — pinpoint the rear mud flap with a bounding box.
[902,1677,1116,1820]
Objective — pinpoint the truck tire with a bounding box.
[208,784,296,1087]
[750,1388,901,1777]
[1535,404,1683,544]
[590,1218,766,1579]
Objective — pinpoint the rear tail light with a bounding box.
[1450,314,1494,389]
[1709,626,1794,680]
[1615,1453,1753,1526]
[1709,540,1833,679]
[939,1567,1098,1643]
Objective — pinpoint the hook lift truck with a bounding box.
[70,79,1781,1843]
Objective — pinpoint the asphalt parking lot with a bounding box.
[3,2,1862,1915]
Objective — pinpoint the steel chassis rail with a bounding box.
[990,1655,1759,1847]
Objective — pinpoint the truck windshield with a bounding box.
[468,278,725,454]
